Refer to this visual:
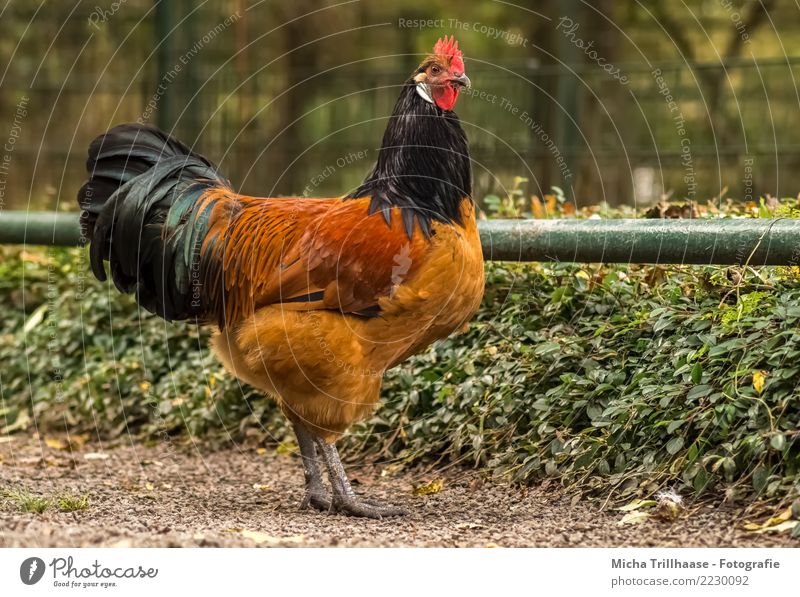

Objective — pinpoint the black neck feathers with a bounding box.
[345,81,471,238]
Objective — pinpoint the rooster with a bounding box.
[77,36,482,518]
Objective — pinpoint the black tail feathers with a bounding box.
[76,123,230,320]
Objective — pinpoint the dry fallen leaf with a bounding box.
[252,484,273,492]
[456,522,485,530]
[240,530,305,545]
[255,448,267,456]
[83,452,109,460]
[380,463,403,477]
[276,442,298,455]
[743,506,797,533]
[618,498,657,512]
[20,251,54,265]
[744,520,798,534]
[756,520,798,534]
[618,511,650,525]
[18,457,43,465]
[45,435,89,451]
[413,479,444,496]
[44,437,67,450]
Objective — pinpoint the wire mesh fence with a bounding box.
[2,1,799,210]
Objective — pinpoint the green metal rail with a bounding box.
[1,211,800,266]
[480,218,800,266]
[0,212,83,247]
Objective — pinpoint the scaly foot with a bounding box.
[314,437,407,519]
[331,494,408,519]
[300,486,332,512]
[293,422,333,513]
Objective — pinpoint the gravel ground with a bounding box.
[0,434,794,548]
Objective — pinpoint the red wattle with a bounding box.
[433,85,459,111]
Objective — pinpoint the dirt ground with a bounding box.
[0,434,794,548]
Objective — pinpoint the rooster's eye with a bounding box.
[431,65,440,75]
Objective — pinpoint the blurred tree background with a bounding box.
[0,0,798,211]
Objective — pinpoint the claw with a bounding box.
[300,488,332,512]
[292,423,408,519]
[314,437,408,519]
[331,495,407,519]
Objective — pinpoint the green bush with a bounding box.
[373,261,800,504]
[0,246,273,442]
[2,222,800,506]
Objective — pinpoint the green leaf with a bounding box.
[534,342,561,357]
[690,362,702,384]
[653,316,675,333]
[666,436,684,455]
[752,466,769,492]
[770,433,786,451]
[686,385,712,400]
[693,467,709,492]
[667,419,685,434]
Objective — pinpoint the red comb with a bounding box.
[433,35,464,73]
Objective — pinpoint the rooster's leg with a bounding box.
[314,438,407,519]
[293,422,331,512]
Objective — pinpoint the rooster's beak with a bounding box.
[452,73,471,89]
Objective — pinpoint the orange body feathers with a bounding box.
[204,193,484,440]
